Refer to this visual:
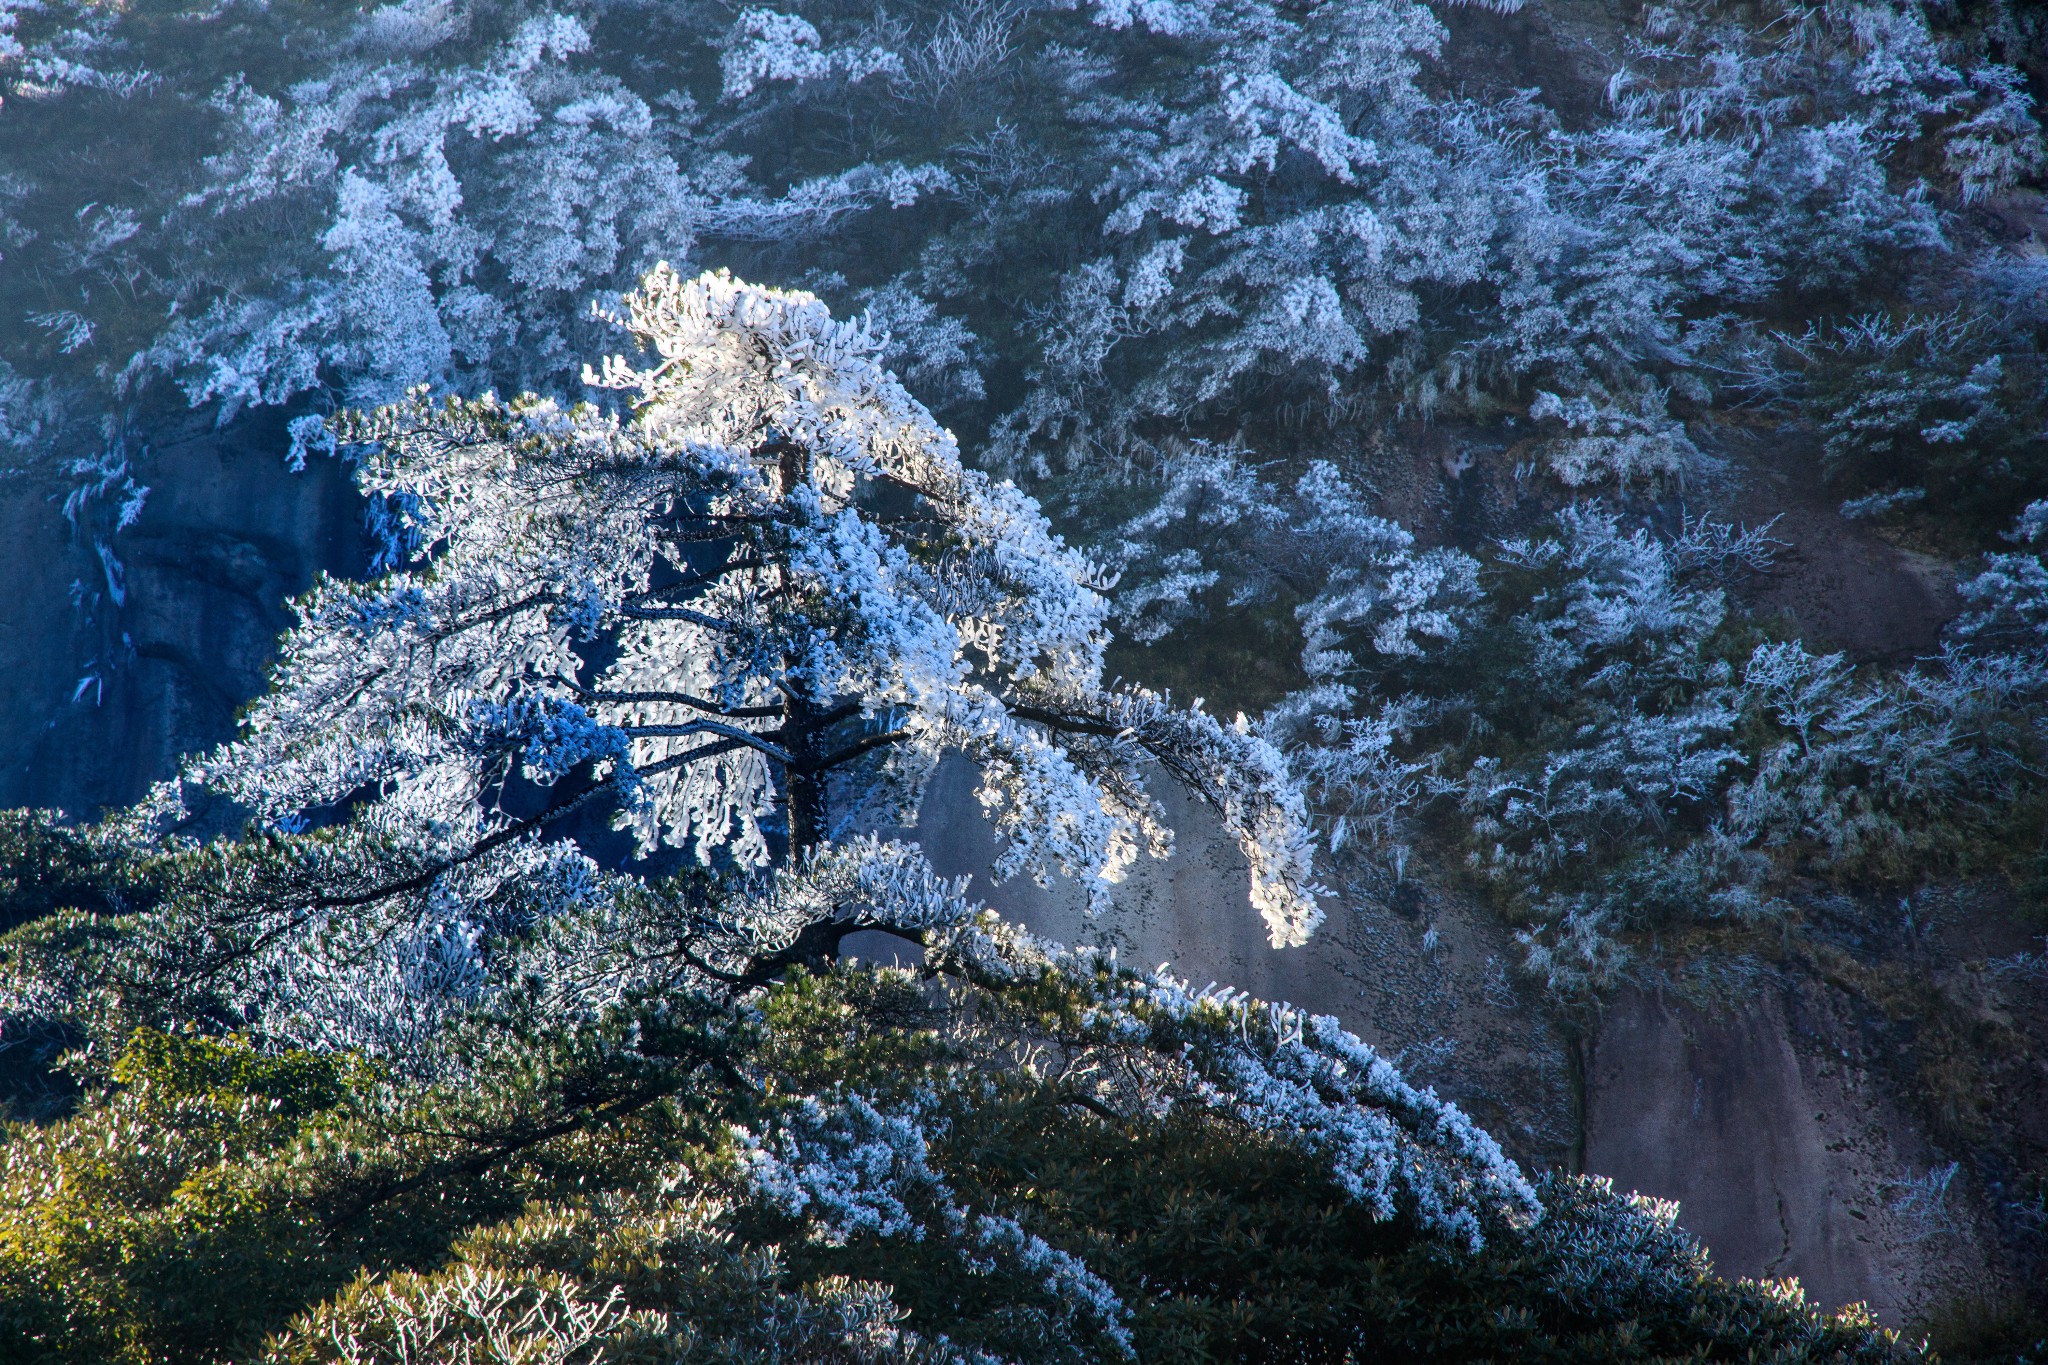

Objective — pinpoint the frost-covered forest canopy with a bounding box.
[3,0,2045,500]
[1,0,2047,1358]
[2,0,2045,950]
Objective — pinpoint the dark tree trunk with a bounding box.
[780,684,829,860]
[787,767,827,860]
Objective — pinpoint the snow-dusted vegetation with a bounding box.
[0,0,2044,1356]
[1118,445,2048,992]
[0,264,1916,1363]
[1,0,2040,492]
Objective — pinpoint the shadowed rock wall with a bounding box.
[1583,987,1994,1323]
[0,413,367,816]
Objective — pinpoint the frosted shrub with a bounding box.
[265,1267,667,1365]
[1526,388,1697,488]
[1113,447,1478,660]
[90,265,1325,1077]
[1235,499,2048,995]
[1955,538,2048,655]
[148,13,709,412]
[1783,311,2048,527]
[718,8,901,102]
[1069,962,1543,1248]
[739,1090,1136,1359]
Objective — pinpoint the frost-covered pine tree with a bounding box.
[200,265,1320,965]
[0,273,1592,1354]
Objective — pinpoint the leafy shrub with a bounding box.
[0,968,1911,1365]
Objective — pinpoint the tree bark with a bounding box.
[787,766,827,860]
[780,684,829,859]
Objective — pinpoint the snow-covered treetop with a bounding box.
[201,265,1324,945]
[9,0,2037,502]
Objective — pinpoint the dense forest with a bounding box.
[0,0,2044,1359]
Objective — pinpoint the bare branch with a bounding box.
[568,681,782,719]
[617,603,737,630]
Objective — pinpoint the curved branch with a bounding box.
[623,720,794,765]
[782,699,863,734]
[320,1043,752,1231]
[570,681,781,718]
[181,723,793,979]
[1006,702,1127,740]
[617,603,737,630]
[727,916,925,989]
[1058,1090,1133,1130]
[637,737,753,774]
[626,557,766,600]
[306,779,617,915]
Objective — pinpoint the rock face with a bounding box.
[1721,428,1958,663]
[1583,987,1995,1323]
[0,412,366,816]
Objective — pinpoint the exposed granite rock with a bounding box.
[0,412,367,816]
[1584,984,2004,1322]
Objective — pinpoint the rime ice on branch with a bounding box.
[202,265,1323,948]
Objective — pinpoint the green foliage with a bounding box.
[0,1031,355,1364]
[0,1000,752,1365]
[0,810,176,1121]
[0,964,1911,1365]
[0,809,166,935]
